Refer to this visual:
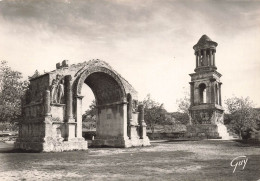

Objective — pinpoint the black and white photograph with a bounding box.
[0,0,260,180]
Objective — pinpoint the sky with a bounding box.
[0,0,260,112]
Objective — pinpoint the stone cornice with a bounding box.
[190,70,222,78]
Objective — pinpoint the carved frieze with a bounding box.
[192,110,213,124]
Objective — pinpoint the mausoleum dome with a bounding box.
[193,34,218,51]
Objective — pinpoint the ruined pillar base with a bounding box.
[141,136,151,146]
[129,125,141,146]
[186,124,221,139]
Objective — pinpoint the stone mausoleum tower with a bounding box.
[187,35,225,138]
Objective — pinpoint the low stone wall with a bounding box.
[249,131,260,141]
[147,132,185,140]
[0,135,17,142]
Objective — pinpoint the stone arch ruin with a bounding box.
[15,59,150,152]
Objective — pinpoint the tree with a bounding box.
[140,94,167,135]
[224,113,232,125]
[82,100,97,120]
[82,100,97,130]
[171,112,190,125]
[0,61,28,123]
[176,90,190,125]
[225,96,259,139]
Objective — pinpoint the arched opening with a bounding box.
[199,83,207,103]
[84,72,123,105]
[81,84,96,141]
[75,68,129,147]
[83,72,124,141]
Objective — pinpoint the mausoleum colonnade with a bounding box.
[195,49,216,68]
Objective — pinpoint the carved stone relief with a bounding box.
[192,110,213,124]
[50,74,65,104]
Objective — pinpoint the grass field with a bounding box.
[0,140,259,181]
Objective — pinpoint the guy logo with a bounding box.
[230,156,248,173]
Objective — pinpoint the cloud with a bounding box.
[1,0,259,44]
[0,0,260,111]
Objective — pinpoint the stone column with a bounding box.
[194,87,199,105]
[65,75,73,120]
[43,89,52,139]
[219,83,222,106]
[44,90,51,116]
[209,50,212,66]
[207,54,210,66]
[203,50,207,66]
[189,82,194,106]
[127,94,133,123]
[65,75,76,140]
[206,84,211,103]
[138,104,147,139]
[195,52,198,68]
[138,104,150,146]
[198,50,201,66]
[76,95,84,139]
[121,102,130,141]
[215,84,219,105]
[138,105,145,123]
[210,78,216,104]
[213,51,216,67]
[127,94,133,138]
